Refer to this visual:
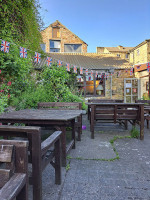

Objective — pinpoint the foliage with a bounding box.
[130,126,140,138]
[0,0,87,112]
[0,0,43,51]
[10,64,87,110]
[0,37,33,98]
[0,95,8,114]
[142,93,150,100]
[0,0,45,112]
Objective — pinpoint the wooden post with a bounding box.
[93,73,96,96]
[110,75,112,99]
[83,75,86,97]
[54,137,61,185]
[148,71,150,99]
[31,130,42,200]
[114,105,117,124]
[91,105,95,139]
[71,119,75,149]
[140,104,144,140]
[60,126,66,167]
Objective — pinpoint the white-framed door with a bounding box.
[124,78,139,103]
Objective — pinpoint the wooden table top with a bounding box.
[86,102,144,105]
[0,109,82,121]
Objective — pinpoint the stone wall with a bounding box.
[105,69,134,100]
[129,41,150,65]
[133,43,148,64]
[147,41,150,62]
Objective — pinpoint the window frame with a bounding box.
[64,44,82,53]
[50,40,61,52]
[137,49,140,55]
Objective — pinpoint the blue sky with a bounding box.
[38,0,150,52]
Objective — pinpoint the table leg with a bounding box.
[77,114,82,141]
[147,118,149,129]
[124,120,128,130]
[72,119,75,149]
[54,138,61,185]
[140,105,144,140]
[31,131,42,200]
[60,126,66,167]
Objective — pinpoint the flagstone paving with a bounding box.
[29,114,150,200]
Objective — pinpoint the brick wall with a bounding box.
[41,22,87,53]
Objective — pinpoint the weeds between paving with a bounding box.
[66,127,140,171]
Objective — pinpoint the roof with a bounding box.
[33,53,131,71]
[97,46,133,53]
[129,39,150,52]
[105,46,133,52]
[41,20,88,45]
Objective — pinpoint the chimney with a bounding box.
[117,45,123,49]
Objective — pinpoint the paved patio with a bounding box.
[29,114,150,200]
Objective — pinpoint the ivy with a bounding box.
[0,0,44,110]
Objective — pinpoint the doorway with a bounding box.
[124,78,139,103]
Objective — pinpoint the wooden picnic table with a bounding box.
[144,105,150,128]
[0,109,82,200]
[86,102,144,139]
[0,109,82,166]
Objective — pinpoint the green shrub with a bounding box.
[10,65,87,110]
[130,126,140,138]
[0,95,8,114]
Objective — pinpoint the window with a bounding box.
[64,44,82,53]
[40,44,46,52]
[117,54,120,57]
[137,49,140,55]
[126,54,129,58]
[52,28,60,38]
[50,40,60,52]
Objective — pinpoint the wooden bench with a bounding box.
[135,100,150,129]
[0,139,28,200]
[87,99,124,120]
[0,126,62,200]
[38,102,82,141]
[90,103,144,140]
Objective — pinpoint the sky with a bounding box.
[38,0,150,53]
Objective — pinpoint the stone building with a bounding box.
[40,20,88,53]
[96,46,133,59]
[128,39,150,99]
[34,53,137,102]
[134,62,150,99]
[129,39,150,65]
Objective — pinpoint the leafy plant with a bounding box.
[0,95,8,114]
[130,126,140,138]
[10,64,87,110]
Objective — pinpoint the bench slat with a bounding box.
[0,169,11,188]
[0,145,14,163]
[41,131,62,156]
[96,115,114,119]
[0,173,26,200]
[38,102,82,110]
